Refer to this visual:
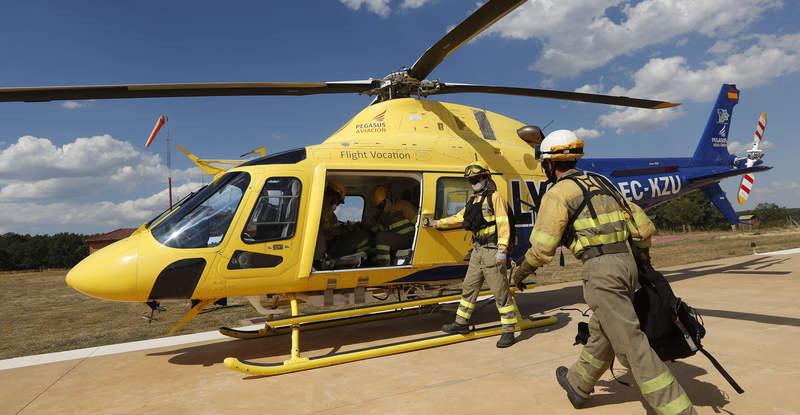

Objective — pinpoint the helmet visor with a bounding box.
[464,164,488,178]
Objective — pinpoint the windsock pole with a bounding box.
[166,116,172,209]
[145,115,172,209]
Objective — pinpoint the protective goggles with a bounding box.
[535,146,583,160]
[464,164,489,178]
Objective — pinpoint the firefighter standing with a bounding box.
[425,162,517,348]
[511,130,695,414]
[370,185,418,266]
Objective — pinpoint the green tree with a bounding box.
[648,190,729,231]
[754,202,788,227]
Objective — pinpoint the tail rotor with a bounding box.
[737,112,767,205]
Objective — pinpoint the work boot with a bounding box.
[496,332,515,348]
[556,366,586,409]
[441,322,470,334]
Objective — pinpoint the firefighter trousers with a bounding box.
[454,244,517,333]
[567,252,696,415]
[372,231,413,266]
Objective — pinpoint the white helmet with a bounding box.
[537,130,584,161]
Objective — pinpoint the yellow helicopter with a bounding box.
[0,0,677,376]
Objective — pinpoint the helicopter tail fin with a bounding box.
[693,84,739,164]
[701,183,739,225]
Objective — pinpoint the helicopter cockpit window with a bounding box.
[435,177,471,220]
[151,172,250,249]
[242,177,302,243]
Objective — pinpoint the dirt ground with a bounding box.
[2,228,799,359]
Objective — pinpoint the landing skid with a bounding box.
[222,284,558,376]
[225,315,556,376]
[219,308,422,339]
[219,285,525,339]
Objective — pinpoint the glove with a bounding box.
[494,250,506,266]
[632,246,653,271]
[511,260,536,291]
[422,217,435,228]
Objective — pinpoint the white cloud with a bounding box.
[61,101,89,109]
[0,134,197,201]
[707,39,737,55]
[400,0,431,9]
[594,32,800,134]
[338,0,391,17]
[727,141,746,155]
[599,106,686,135]
[573,128,602,139]
[0,182,204,233]
[485,0,782,78]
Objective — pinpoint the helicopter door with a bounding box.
[215,175,305,283]
[415,174,473,265]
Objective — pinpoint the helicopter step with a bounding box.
[219,284,533,339]
[222,286,558,376]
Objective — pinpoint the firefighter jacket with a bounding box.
[524,169,654,267]
[438,189,511,250]
[320,200,341,238]
[374,199,418,236]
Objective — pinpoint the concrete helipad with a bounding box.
[2,252,799,414]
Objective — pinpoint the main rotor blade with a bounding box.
[408,0,526,81]
[433,83,680,109]
[0,81,376,102]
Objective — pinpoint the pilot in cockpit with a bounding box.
[313,180,370,270]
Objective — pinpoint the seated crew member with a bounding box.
[369,185,418,266]
[314,180,370,269]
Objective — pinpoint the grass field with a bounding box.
[2,228,799,360]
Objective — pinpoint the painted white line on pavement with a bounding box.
[0,323,263,371]
[756,248,800,255]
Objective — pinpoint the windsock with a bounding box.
[737,112,766,205]
[145,115,166,147]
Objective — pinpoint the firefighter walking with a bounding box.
[425,161,517,348]
[511,130,695,413]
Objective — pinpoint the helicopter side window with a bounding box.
[151,172,250,249]
[242,177,302,243]
[435,177,471,220]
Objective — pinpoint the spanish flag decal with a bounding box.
[728,90,739,102]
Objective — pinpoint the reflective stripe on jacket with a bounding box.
[524,169,654,266]
[374,199,418,234]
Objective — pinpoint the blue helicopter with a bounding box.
[585,84,770,225]
[510,83,769,232]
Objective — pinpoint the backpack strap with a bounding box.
[699,348,745,394]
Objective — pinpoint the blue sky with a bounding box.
[1,0,798,235]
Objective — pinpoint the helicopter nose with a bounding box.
[66,233,141,302]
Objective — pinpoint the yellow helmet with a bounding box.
[327,180,346,204]
[372,185,388,207]
[464,161,490,178]
[536,130,584,161]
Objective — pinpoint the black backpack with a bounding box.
[633,264,743,393]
